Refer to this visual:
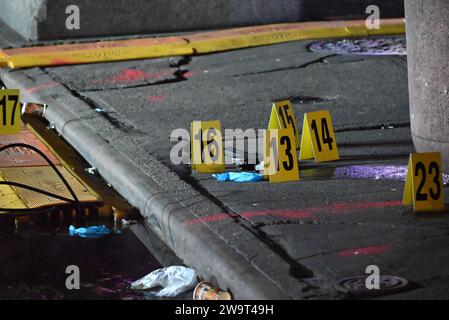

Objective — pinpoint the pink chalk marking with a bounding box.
[329,200,403,214]
[337,244,392,257]
[147,95,167,103]
[183,200,402,226]
[96,69,171,84]
[26,82,59,94]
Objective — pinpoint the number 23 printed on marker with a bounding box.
[403,152,445,212]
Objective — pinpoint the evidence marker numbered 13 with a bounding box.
[268,100,300,148]
[403,152,445,212]
[0,89,21,135]
[264,128,300,183]
[299,109,339,162]
[190,120,225,174]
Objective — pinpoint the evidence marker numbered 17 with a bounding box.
[0,89,21,135]
[190,120,225,174]
[403,152,445,212]
[299,109,339,162]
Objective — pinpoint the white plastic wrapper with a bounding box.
[131,266,197,297]
[255,161,264,171]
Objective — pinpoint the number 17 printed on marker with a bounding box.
[0,89,21,135]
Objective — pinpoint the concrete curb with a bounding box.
[0,68,291,300]
[0,18,405,69]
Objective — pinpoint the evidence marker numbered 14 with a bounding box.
[190,120,225,174]
[403,152,445,212]
[299,109,339,163]
[0,89,21,135]
[268,100,300,148]
[264,128,300,183]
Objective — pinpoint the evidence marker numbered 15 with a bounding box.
[268,100,300,148]
[0,89,21,135]
[403,152,445,212]
[190,120,225,174]
[264,128,300,183]
[299,109,339,162]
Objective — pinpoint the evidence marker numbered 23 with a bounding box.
[403,152,445,212]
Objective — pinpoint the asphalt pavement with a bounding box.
[3,24,449,299]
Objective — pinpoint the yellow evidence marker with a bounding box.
[264,128,300,183]
[299,110,339,162]
[191,120,225,174]
[403,152,445,212]
[0,89,21,135]
[268,100,300,148]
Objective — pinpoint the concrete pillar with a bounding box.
[405,0,449,171]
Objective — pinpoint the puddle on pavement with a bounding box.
[301,164,449,185]
[0,116,189,300]
[309,36,407,56]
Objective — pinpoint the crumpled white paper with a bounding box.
[130,266,197,297]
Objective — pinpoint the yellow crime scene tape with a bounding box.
[184,19,405,54]
[1,37,193,69]
[0,19,405,69]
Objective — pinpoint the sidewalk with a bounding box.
[3,23,449,299]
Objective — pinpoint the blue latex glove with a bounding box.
[212,172,263,182]
[69,225,113,239]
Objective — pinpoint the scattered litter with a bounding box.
[21,102,47,117]
[69,225,113,239]
[48,122,56,130]
[85,167,98,175]
[121,219,138,227]
[255,161,264,171]
[193,281,232,300]
[131,266,197,297]
[231,158,245,166]
[213,172,263,182]
[95,108,106,113]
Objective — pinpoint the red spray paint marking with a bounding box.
[337,244,392,257]
[183,71,194,78]
[242,209,314,220]
[147,95,167,103]
[51,59,71,66]
[96,69,171,84]
[26,82,59,94]
[183,200,402,226]
[183,209,313,226]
